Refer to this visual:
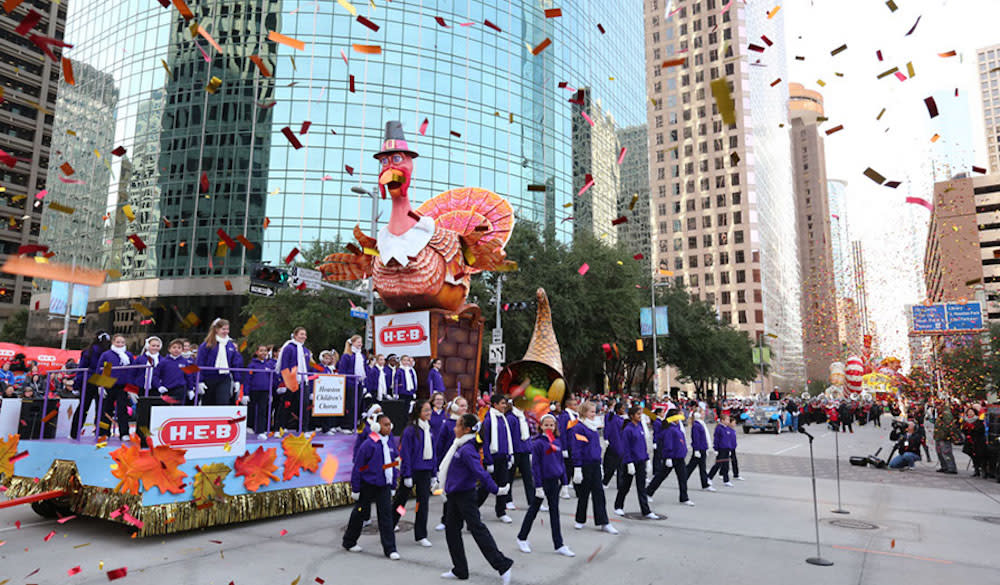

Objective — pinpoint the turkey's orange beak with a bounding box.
[376,154,413,199]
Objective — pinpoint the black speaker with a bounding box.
[134,396,170,443]
[19,398,58,439]
[380,399,409,436]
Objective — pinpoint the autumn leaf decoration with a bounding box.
[0,434,19,480]
[234,446,280,492]
[109,436,188,495]
[192,463,231,507]
[281,433,320,480]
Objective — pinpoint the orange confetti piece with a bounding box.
[269,30,305,50]
[171,0,193,20]
[250,55,271,77]
[531,38,551,55]
[61,57,74,85]
[352,43,381,54]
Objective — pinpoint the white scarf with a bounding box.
[215,336,230,373]
[281,339,307,373]
[693,418,709,445]
[417,419,433,460]
[376,367,388,400]
[401,366,416,392]
[438,433,475,494]
[489,407,512,455]
[582,416,601,432]
[511,407,530,441]
[110,346,130,366]
[352,347,365,379]
[567,409,579,421]
[144,351,159,367]
[379,433,393,484]
[640,413,653,453]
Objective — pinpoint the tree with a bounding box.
[1,309,28,344]
[937,336,988,401]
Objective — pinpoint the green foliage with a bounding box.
[1,309,28,345]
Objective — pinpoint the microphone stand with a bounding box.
[831,428,849,514]
[801,427,833,566]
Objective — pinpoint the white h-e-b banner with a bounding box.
[149,406,247,459]
[374,310,432,357]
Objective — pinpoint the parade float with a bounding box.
[0,121,516,535]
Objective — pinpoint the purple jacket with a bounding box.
[393,367,418,398]
[75,343,107,387]
[557,410,578,453]
[661,423,687,459]
[278,344,311,381]
[621,421,649,464]
[399,424,437,477]
[435,416,457,465]
[690,421,709,451]
[445,438,497,494]
[428,368,445,393]
[365,365,393,398]
[430,408,448,437]
[196,341,245,383]
[713,424,737,450]
[604,412,623,456]
[337,352,368,388]
[155,354,193,391]
[130,353,160,390]
[96,349,135,387]
[351,432,399,492]
[652,419,664,454]
[569,422,602,466]
[505,411,530,454]
[479,410,512,465]
[353,421,373,458]
[529,434,565,484]
[247,358,276,392]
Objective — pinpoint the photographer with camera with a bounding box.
[888,420,922,469]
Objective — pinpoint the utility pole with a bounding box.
[60,254,77,350]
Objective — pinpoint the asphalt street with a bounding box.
[2,420,998,585]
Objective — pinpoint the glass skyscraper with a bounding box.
[34,0,646,337]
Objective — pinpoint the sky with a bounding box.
[781,0,1000,367]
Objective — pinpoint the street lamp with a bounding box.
[351,185,378,350]
[650,278,671,398]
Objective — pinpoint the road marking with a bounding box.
[0,519,54,533]
[773,443,802,455]
[833,544,954,564]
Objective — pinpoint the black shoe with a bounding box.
[936,469,946,473]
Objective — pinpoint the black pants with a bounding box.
[508,452,535,508]
[477,457,510,518]
[731,448,740,478]
[338,381,360,430]
[445,489,513,579]
[164,386,187,405]
[517,477,562,549]
[646,457,689,502]
[708,448,732,482]
[106,384,131,439]
[277,386,311,433]
[842,422,853,433]
[392,468,433,540]
[343,483,396,556]
[613,461,651,515]
[575,462,610,526]
[602,448,621,486]
[70,386,100,439]
[685,450,709,489]
[247,390,270,434]
[203,376,232,406]
[873,414,881,427]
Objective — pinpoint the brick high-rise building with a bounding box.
[644,0,804,390]
[0,0,67,323]
[788,83,840,382]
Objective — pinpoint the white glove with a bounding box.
[240,395,250,405]
[187,390,195,400]
[487,465,494,473]
[98,387,107,398]
[693,451,701,459]
[276,387,287,395]
[431,477,440,491]
[127,392,139,404]
[157,386,169,395]
[352,492,360,501]
[197,382,207,395]
[627,463,636,475]
[404,477,413,488]
[535,487,545,500]
[390,490,396,498]
[232,381,241,393]
[496,484,510,497]
[646,461,652,477]
[562,450,569,459]
[573,468,583,484]
[666,459,673,468]
[508,458,514,469]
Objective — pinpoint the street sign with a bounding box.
[491,328,503,344]
[908,301,985,335]
[350,306,369,320]
[290,266,323,291]
[489,343,506,364]
[249,284,275,297]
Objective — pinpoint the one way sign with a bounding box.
[249,284,275,297]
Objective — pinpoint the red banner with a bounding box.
[0,342,80,372]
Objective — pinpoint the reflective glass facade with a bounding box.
[40,0,646,283]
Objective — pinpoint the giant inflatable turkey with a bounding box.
[319,121,516,312]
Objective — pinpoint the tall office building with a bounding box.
[788,83,839,382]
[827,179,851,298]
[977,44,1000,174]
[0,0,67,322]
[572,89,621,244]
[29,0,646,344]
[617,124,651,272]
[644,0,804,389]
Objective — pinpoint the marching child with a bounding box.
[505,396,533,511]
[439,414,513,583]
[477,394,514,523]
[247,344,277,438]
[97,334,135,440]
[646,408,694,505]
[603,400,625,486]
[132,336,162,394]
[570,402,618,534]
[556,394,579,499]
[343,413,401,560]
[393,399,437,547]
[434,397,468,532]
[686,407,714,491]
[613,406,659,519]
[155,339,194,405]
[707,413,737,487]
[516,413,575,557]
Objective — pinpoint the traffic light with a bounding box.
[250,263,290,287]
[503,301,532,311]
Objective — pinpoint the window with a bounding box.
[719,251,729,264]
[720,271,730,284]
[673,219,682,232]
[734,230,744,243]
[729,136,739,148]
[675,275,685,287]
[718,233,728,245]
[705,273,714,286]
[732,191,741,204]
[659,240,670,253]
[753,289,762,303]
[658,204,667,215]
[736,270,746,283]
[700,178,710,190]
[674,239,683,251]
[690,274,699,287]
[721,291,731,304]
[704,253,714,266]
[733,211,742,224]
[703,234,712,247]
[686,199,696,211]
[755,310,764,324]
[687,217,697,229]
[718,213,728,226]
[735,250,745,263]
[673,201,681,213]
[675,257,684,270]
[689,255,699,268]
[722,311,732,323]
[738,310,747,324]
[716,194,726,208]
[706,292,716,304]
[702,215,712,228]
[716,175,726,189]
[753,269,761,283]
[731,173,740,185]
[688,236,697,249]
[702,196,711,209]
[737,290,746,303]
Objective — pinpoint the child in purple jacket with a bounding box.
[646,408,694,505]
[707,413,737,486]
[343,414,400,560]
[570,402,618,533]
[613,406,659,519]
[391,399,437,546]
[516,413,575,557]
